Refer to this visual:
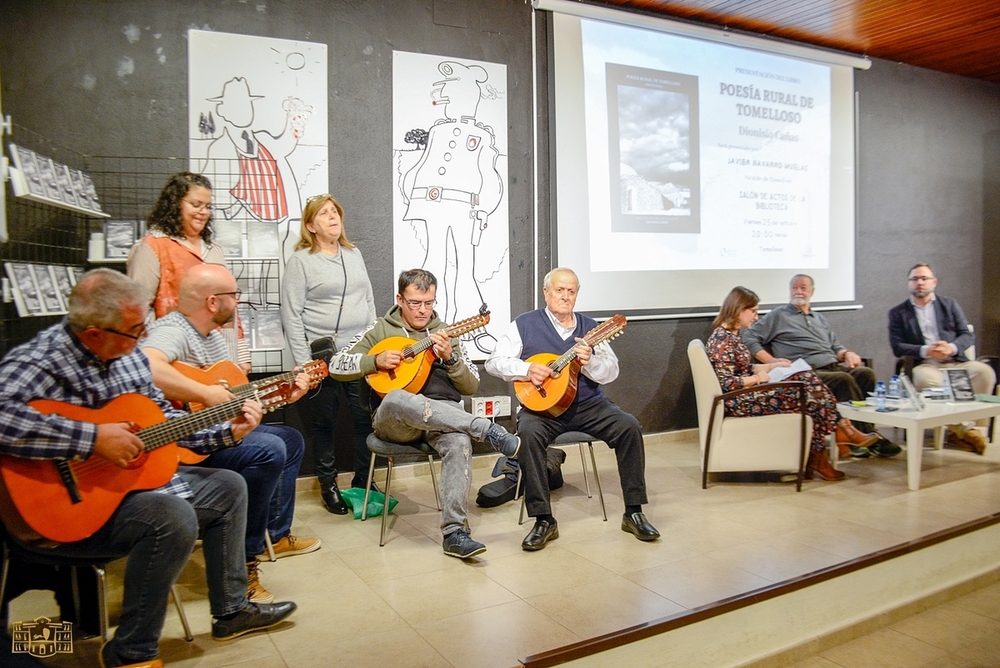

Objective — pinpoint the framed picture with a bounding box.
[51,265,74,305]
[8,144,46,197]
[32,264,65,313]
[5,262,44,317]
[34,155,64,202]
[944,368,976,401]
[104,220,137,258]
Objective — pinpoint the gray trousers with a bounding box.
[372,390,490,537]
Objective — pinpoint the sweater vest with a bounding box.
[515,309,603,407]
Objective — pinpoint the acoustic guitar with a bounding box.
[514,314,627,417]
[0,390,283,546]
[365,307,490,397]
[169,359,327,464]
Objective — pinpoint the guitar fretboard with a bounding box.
[137,397,247,450]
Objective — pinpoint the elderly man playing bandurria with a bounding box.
[0,269,295,668]
[486,268,658,552]
[742,274,900,459]
[889,263,996,453]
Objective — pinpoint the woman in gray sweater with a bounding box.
[281,194,377,514]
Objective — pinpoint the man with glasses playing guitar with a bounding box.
[486,267,658,551]
[0,269,295,668]
[327,268,520,559]
[141,264,321,607]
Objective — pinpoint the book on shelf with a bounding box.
[214,220,243,257]
[104,220,137,258]
[8,144,46,198]
[53,163,80,208]
[31,264,65,313]
[252,310,285,350]
[51,266,75,305]
[34,155,64,202]
[246,221,280,258]
[5,263,44,317]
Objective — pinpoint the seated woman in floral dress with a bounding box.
[707,286,844,481]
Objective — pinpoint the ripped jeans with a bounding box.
[373,390,489,537]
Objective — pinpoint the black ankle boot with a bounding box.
[321,481,348,515]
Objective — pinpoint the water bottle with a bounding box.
[888,374,900,399]
[875,381,887,411]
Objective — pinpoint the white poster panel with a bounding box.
[392,51,510,359]
[188,30,328,262]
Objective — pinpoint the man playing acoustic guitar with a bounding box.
[486,268,658,551]
[141,264,320,606]
[327,268,520,559]
[0,269,295,668]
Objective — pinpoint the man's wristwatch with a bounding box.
[441,354,460,367]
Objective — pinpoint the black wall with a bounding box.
[2,0,1000,441]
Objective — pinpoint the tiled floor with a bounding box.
[12,429,1000,668]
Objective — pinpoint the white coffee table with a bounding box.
[836,400,1000,490]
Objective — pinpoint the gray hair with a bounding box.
[790,273,814,287]
[67,269,150,331]
[543,267,579,291]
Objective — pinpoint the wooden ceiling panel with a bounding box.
[590,0,1000,82]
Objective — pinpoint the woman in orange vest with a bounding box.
[127,171,250,370]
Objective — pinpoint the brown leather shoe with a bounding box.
[836,419,879,449]
[806,449,846,481]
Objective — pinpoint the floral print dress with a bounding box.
[707,326,839,451]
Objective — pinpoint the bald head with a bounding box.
[178,264,238,315]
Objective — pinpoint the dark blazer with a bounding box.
[888,295,974,363]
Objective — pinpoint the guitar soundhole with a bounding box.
[124,451,149,470]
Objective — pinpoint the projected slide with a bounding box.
[607,64,700,234]
[581,19,831,273]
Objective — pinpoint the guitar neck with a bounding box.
[137,397,246,450]
[231,369,298,398]
[546,318,626,374]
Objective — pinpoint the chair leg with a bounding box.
[262,532,276,562]
[578,444,593,498]
[379,458,394,547]
[427,455,441,511]
[587,442,607,521]
[517,468,526,525]
[91,565,109,643]
[170,585,193,642]
[361,452,377,522]
[0,546,10,612]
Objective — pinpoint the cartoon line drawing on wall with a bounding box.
[393,53,510,357]
[189,31,328,263]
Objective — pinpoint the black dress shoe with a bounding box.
[521,519,559,551]
[321,482,348,515]
[621,512,660,541]
[212,601,297,641]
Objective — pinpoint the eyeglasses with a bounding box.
[101,324,148,341]
[402,298,436,310]
[213,290,242,300]
[908,276,935,282]
[182,198,215,212]
[306,194,334,203]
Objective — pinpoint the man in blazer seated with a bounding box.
[888,263,996,453]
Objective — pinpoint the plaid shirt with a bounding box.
[0,321,236,498]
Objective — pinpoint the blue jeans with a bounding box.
[373,391,491,537]
[13,467,248,663]
[308,377,373,488]
[202,424,302,559]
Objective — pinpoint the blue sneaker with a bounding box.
[484,423,520,458]
[443,529,486,559]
